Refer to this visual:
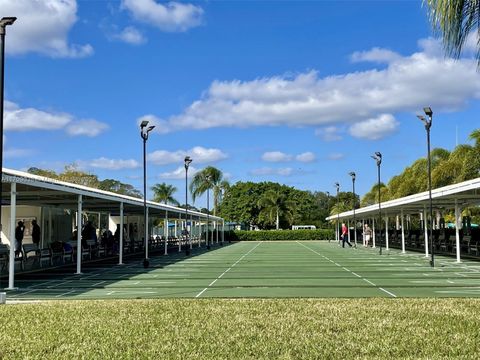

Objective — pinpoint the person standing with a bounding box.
[31,219,41,247]
[341,222,352,248]
[15,221,25,257]
[364,224,372,247]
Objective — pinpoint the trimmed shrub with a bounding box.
[226,229,334,241]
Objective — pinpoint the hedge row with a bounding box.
[225,229,334,241]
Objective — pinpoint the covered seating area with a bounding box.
[0,168,225,290]
[326,177,480,262]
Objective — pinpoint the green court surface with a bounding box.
[4,241,480,300]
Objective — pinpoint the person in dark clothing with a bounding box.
[31,219,41,247]
[15,221,25,257]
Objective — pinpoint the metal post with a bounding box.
[335,183,340,244]
[184,156,192,256]
[6,182,16,289]
[424,206,429,258]
[385,216,389,251]
[119,202,124,265]
[401,210,405,254]
[372,152,382,255]
[349,172,356,247]
[140,120,154,268]
[455,199,461,263]
[164,212,168,256]
[76,194,82,274]
[206,184,210,250]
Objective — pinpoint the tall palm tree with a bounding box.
[426,0,480,65]
[257,190,295,230]
[151,183,179,205]
[189,166,229,215]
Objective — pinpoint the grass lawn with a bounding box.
[1,298,479,359]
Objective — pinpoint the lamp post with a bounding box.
[0,17,16,243]
[325,191,331,243]
[206,174,212,250]
[349,172,357,247]
[334,182,340,244]
[184,156,192,256]
[140,120,155,268]
[418,107,434,267]
[371,152,382,255]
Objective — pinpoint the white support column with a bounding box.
[362,219,365,246]
[347,220,351,243]
[176,220,181,252]
[164,212,168,255]
[198,220,202,248]
[385,217,389,251]
[455,199,461,263]
[119,202,124,265]
[372,218,376,248]
[423,206,429,258]
[145,207,149,260]
[7,182,17,290]
[401,210,406,254]
[222,220,225,244]
[189,214,193,250]
[353,219,357,247]
[76,195,83,274]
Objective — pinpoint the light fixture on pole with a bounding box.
[140,120,155,268]
[334,182,340,244]
[0,17,16,243]
[206,174,212,250]
[349,171,357,247]
[371,152,382,255]
[418,107,434,267]
[184,156,193,256]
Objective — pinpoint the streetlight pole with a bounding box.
[325,191,331,243]
[334,182,340,244]
[184,156,192,256]
[371,152,382,255]
[0,17,16,243]
[140,120,155,268]
[206,174,211,250]
[418,107,434,267]
[349,172,356,247]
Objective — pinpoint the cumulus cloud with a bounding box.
[140,38,480,140]
[159,165,198,179]
[148,146,227,165]
[66,119,109,137]
[350,47,401,63]
[328,153,344,160]
[122,0,203,32]
[296,152,315,162]
[4,148,34,159]
[1,0,93,58]
[348,114,399,140]
[4,101,71,131]
[89,157,140,170]
[261,151,293,162]
[315,126,343,141]
[250,167,294,176]
[113,26,146,45]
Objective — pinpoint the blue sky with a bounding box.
[2,0,480,207]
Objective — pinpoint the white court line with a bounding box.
[55,289,76,298]
[297,241,397,298]
[92,281,106,287]
[195,242,262,298]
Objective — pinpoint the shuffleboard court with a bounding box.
[4,241,480,300]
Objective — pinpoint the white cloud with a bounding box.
[4,148,33,158]
[348,114,399,140]
[250,167,294,176]
[296,152,315,163]
[315,126,343,141]
[142,38,480,135]
[261,151,292,162]
[122,0,203,32]
[114,26,146,45]
[328,153,344,160]
[1,0,93,58]
[4,101,71,131]
[350,47,401,63]
[66,119,109,137]
[137,115,171,134]
[148,146,227,165]
[89,157,140,170]
[159,165,198,179]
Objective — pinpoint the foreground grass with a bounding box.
[0,298,479,359]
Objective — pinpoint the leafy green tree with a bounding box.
[151,183,179,205]
[99,179,142,198]
[189,166,229,216]
[257,189,296,229]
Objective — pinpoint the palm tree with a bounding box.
[426,0,480,65]
[189,166,229,215]
[257,190,295,230]
[151,183,179,205]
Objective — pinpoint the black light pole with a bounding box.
[349,172,356,247]
[418,107,434,267]
[0,17,16,243]
[326,191,331,243]
[371,152,382,255]
[335,182,340,244]
[206,174,211,250]
[140,120,155,268]
[184,156,193,256]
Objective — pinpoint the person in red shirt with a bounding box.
[341,223,352,248]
